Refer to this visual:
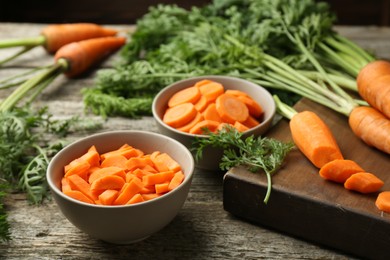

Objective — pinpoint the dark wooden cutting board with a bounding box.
[223,98,390,259]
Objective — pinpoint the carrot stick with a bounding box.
[126,193,145,205]
[344,172,384,194]
[88,166,126,184]
[348,106,390,154]
[66,174,96,201]
[113,178,144,205]
[54,36,126,77]
[375,191,390,213]
[63,190,95,204]
[215,93,249,124]
[162,102,197,128]
[168,171,185,191]
[319,159,365,183]
[142,171,175,186]
[100,154,128,169]
[90,175,125,192]
[126,157,154,171]
[155,182,170,194]
[98,189,119,205]
[151,153,182,173]
[168,86,201,107]
[61,177,72,193]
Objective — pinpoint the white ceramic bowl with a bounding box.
[47,130,195,244]
[152,75,276,170]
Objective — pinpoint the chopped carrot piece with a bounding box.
[233,121,250,132]
[101,154,128,169]
[64,160,90,181]
[198,81,224,103]
[163,102,198,128]
[140,185,156,194]
[98,189,119,205]
[376,191,390,213]
[237,95,263,118]
[67,174,96,201]
[61,177,72,192]
[242,115,260,128]
[151,152,182,173]
[100,146,142,160]
[141,164,158,173]
[63,190,95,204]
[155,182,170,194]
[126,193,145,204]
[90,175,125,192]
[344,172,384,194]
[215,93,249,124]
[141,193,160,201]
[177,112,204,133]
[319,159,365,183]
[113,177,144,205]
[194,95,208,112]
[194,79,213,88]
[168,86,201,107]
[202,103,224,123]
[88,166,126,184]
[225,89,250,97]
[189,120,220,135]
[126,157,154,171]
[168,171,185,191]
[142,171,175,186]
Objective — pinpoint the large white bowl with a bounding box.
[47,130,195,244]
[152,75,276,170]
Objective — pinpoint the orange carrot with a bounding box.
[126,193,145,205]
[194,95,208,112]
[189,120,221,135]
[233,121,250,132]
[152,152,182,172]
[54,36,126,77]
[202,103,224,123]
[41,23,118,53]
[162,102,197,128]
[198,81,225,102]
[357,60,390,95]
[168,86,201,107]
[88,166,126,184]
[242,115,260,128]
[375,191,390,213]
[113,178,144,205]
[141,193,160,201]
[155,182,170,194]
[61,177,72,192]
[142,171,175,186]
[177,112,204,133]
[344,172,384,194]
[358,75,390,119]
[100,154,128,168]
[98,189,119,205]
[348,106,390,154]
[90,175,125,192]
[63,190,95,204]
[215,93,249,124]
[64,160,90,181]
[319,159,365,183]
[237,95,263,118]
[67,174,96,201]
[168,171,185,191]
[126,157,154,171]
[100,146,142,160]
[225,89,250,97]
[289,111,344,168]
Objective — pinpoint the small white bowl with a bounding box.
[152,75,276,170]
[47,130,195,244]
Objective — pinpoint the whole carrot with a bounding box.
[0,36,126,111]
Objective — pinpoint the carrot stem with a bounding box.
[0,36,46,49]
[0,46,36,66]
[298,70,357,92]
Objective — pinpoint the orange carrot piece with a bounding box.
[152,152,182,173]
[98,189,119,205]
[194,95,209,112]
[375,191,390,213]
[67,174,96,201]
[215,93,249,124]
[88,166,126,184]
[359,75,390,119]
[126,157,154,171]
[61,177,72,192]
[63,190,95,204]
[344,172,384,194]
[126,193,145,205]
[90,175,125,192]
[290,111,344,168]
[194,79,213,88]
[64,145,99,172]
[163,102,197,128]
[168,171,185,191]
[224,89,250,97]
[141,164,158,174]
[155,182,170,194]
[348,106,390,154]
[242,115,260,128]
[202,103,224,123]
[100,147,142,160]
[237,95,263,118]
[233,121,250,132]
[189,120,221,135]
[140,185,156,194]
[142,171,175,186]
[319,159,365,183]
[357,60,390,96]
[217,122,232,132]
[100,154,128,169]
[198,81,224,103]
[113,178,144,205]
[141,193,160,201]
[54,36,126,77]
[168,86,201,107]
[177,112,204,133]
[64,160,90,181]
[41,23,118,53]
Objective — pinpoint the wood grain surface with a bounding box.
[0,23,389,260]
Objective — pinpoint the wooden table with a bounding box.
[0,23,389,260]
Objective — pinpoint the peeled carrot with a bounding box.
[168,171,185,191]
[194,95,208,112]
[90,175,126,192]
[64,160,90,181]
[67,174,96,201]
[357,60,390,96]
[127,193,145,204]
[348,106,390,154]
[88,166,126,184]
[233,121,250,132]
[319,159,365,183]
[189,120,221,135]
[375,191,390,213]
[98,189,119,205]
[152,153,182,172]
[142,171,175,186]
[63,190,95,204]
[100,154,128,168]
[289,111,344,168]
[344,172,384,194]
[237,95,263,118]
[215,93,249,124]
[177,112,204,133]
[113,178,144,205]
[203,103,224,123]
[55,36,126,77]
[155,182,170,194]
[197,81,224,102]
[126,157,154,171]
[168,86,201,107]
[163,102,197,128]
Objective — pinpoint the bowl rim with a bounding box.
[152,75,276,138]
[47,130,195,208]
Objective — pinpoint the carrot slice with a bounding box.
[64,145,100,172]
[194,79,213,88]
[100,146,142,160]
[64,160,90,181]
[202,103,224,123]
[376,191,390,213]
[88,166,126,184]
[90,175,125,192]
[67,174,96,201]
[233,121,250,132]
[155,182,170,194]
[61,177,72,192]
[237,95,263,118]
[141,193,160,201]
[319,159,365,183]
[163,102,197,128]
[126,157,154,171]
[63,190,95,204]
[142,171,175,186]
[189,120,221,135]
[113,177,144,205]
[198,81,224,103]
[168,171,185,191]
[100,154,128,169]
[98,189,119,205]
[152,152,182,173]
[225,89,250,97]
[126,193,145,204]
[242,115,260,128]
[177,112,204,133]
[168,86,201,107]
[194,95,208,112]
[215,93,249,124]
[344,172,384,194]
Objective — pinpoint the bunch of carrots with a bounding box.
[61,144,185,205]
[274,96,389,213]
[0,23,127,111]
[162,79,264,134]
